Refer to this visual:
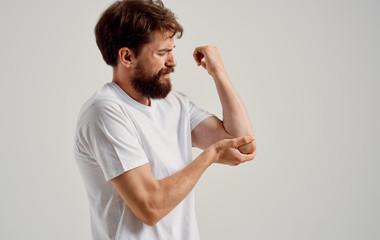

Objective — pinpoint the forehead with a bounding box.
[144,30,175,51]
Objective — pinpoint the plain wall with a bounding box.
[0,0,379,239]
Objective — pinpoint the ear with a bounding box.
[118,47,135,68]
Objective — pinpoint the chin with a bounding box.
[148,82,172,99]
[160,76,171,82]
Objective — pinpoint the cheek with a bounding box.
[153,55,167,67]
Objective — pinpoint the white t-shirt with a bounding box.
[74,82,212,240]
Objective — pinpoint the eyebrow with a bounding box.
[157,46,176,52]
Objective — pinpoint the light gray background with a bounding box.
[1,0,379,239]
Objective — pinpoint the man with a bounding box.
[74,0,257,239]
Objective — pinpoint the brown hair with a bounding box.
[95,0,183,67]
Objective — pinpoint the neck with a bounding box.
[112,67,151,106]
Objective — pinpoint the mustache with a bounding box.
[159,67,175,75]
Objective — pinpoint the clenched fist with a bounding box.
[193,46,226,77]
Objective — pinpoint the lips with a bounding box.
[159,67,174,79]
[163,67,174,74]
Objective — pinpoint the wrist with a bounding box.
[210,66,228,79]
[203,145,218,165]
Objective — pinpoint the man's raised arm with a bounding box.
[191,46,256,155]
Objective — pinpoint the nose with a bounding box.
[165,52,177,67]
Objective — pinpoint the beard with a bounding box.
[131,62,174,99]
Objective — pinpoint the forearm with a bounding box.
[193,45,254,138]
[212,70,254,137]
[148,149,215,224]
[149,135,255,223]
[112,136,254,226]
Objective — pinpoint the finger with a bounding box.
[201,60,207,69]
[233,136,255,148]
[230,150,256,166]
[237,141,256,154]
[240,150,257,162]
[193,48,204,66]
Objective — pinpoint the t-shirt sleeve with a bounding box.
[188,99,214,131]
[83,100,149,181]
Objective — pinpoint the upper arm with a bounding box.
[191,116,232,150]
[83,101,149,181]
[110,163,160,226]
[191,116,257,155]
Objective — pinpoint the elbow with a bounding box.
[133,195,163,226]
[138,207,162,226]
[121,182,165,226]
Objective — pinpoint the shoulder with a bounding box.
[93,82,126,106]
[77,84,129,124]
[81,97,124,119]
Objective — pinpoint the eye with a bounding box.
[157,52,166,56]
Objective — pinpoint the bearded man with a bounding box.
[74,0,256,239]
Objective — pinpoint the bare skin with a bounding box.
[192,46,255,153]
[110,30,257,226]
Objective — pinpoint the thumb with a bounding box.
[201,60,207,69]
[233,136,255,148]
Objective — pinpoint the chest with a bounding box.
[126,103,193,179]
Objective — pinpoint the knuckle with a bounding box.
[236,155,245,164]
